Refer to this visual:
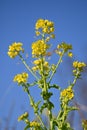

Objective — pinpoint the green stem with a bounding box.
[40,57,53,129]
[49,51,64,83]
[18,54,39,80]
[71,70,80,88]
[24,84,47,130]
[49,110,53,130]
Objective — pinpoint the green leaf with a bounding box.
[67,106,78,112]
[40,101,54,113]
[34,100,41,113]
[40,103,48,113]
[49,84,60,89]
[48,101,54,110]
[41,91,53,100]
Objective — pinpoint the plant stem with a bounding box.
[18,54,39,80]
[40,57,53,129]
[48,110,53,130]
[49,52,64,83]
[71,70,80,88]
[24,84,47,130]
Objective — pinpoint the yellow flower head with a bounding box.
[57,42,72,53]
[18,112,29,121]
[32,40,50,57]
[32,59,49,72]
[61,86,74,101]
[30,121,40,127]
[68,52,73,57]
[13,72,28,84]
[7,42,24,58]
[73,61,86,71]
[35,19,54,34]
[35,19,45,30]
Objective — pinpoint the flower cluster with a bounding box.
[32,59,49,72]
[35,19,54,34]
[73,61,86,71]
[29,121,40,127]
[56,42,73,57]
[32,39,49,57]
[18,112,29,121]
[60,86,74,101]
[13,72,28,84]
[7,42,24,58]
[73,61,86,78]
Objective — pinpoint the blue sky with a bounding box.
[0,0,87,129]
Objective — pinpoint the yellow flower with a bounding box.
[68,52,73,57]
[30,121,40,127]
[57,42,72,52]
[73,61,86,70]
[33,59,42,65]
[42,27,48,33]
[50,27,54,33]
[35,19,54,34]
[18,112,29,121]
[32,40,49,57]
[44,61,49,66]
[50,34,55,39]
[61,86,74,101]
[35,19,45,30]
[32,60,49,72]
[32,66,39,71]
[13,72,28,84]
[8,42,24,58]
[35,31,40,36]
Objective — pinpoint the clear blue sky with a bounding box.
[0,0,87,129]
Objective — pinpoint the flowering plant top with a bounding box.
[8,18,86,130]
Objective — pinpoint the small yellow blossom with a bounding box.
[30,121,40,127]
[56,50,63,56]
[8,42,24,58]
[32,66,39,71]
[18,112,29,121]
[61,86,74,101]
[68,52,73,57]
[33,59,42,65]
[13,72,28,84]
[32,40,49,57]
[35,31,40,36]
[42,27,48,33]
[50,27,54,33]
[35,19,45,30]
[50,34,55,39]
[44,61,49,66]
